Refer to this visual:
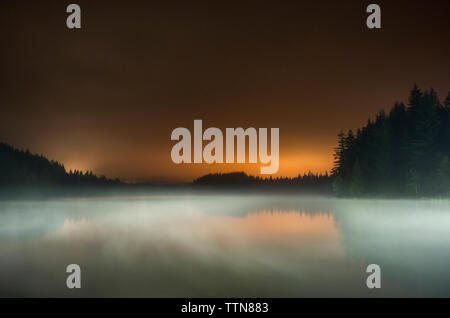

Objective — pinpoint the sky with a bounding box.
[1,0,450,182]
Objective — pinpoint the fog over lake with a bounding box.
[1,194,450,297]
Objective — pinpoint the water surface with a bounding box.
[1,194,450,297]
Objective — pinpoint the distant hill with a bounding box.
[193,171,332,193]
[0,142,120,188]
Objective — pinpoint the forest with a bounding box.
[193,171,331,193]
[332,85,450,197]
[0,142,120,188]
[3,84,450,198]
[0,142,331,196]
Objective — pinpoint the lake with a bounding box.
[1,194,450,297]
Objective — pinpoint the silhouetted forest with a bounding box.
[332,85,450,197]
[193,172,332,193]
[0,142,332,197]
[0,142,120,188]
[5,84,450,200]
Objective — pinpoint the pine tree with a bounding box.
[407,89,440,195]
[332,130,346,177]
[331,86,450,197]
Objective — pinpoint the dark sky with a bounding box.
[1,0,449,182]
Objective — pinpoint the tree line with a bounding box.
[0,142,120,187]
[332,85,450,197]
[193,171,331,193]
[1,141,331,194]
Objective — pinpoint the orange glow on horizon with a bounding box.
[58,150,335,183]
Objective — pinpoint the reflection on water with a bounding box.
[1,195,450,297]
[212,211,339,240]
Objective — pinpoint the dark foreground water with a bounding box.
[1,194,450,297]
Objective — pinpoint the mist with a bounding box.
[1,193,450,297]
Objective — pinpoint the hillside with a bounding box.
[0,142,120,187]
